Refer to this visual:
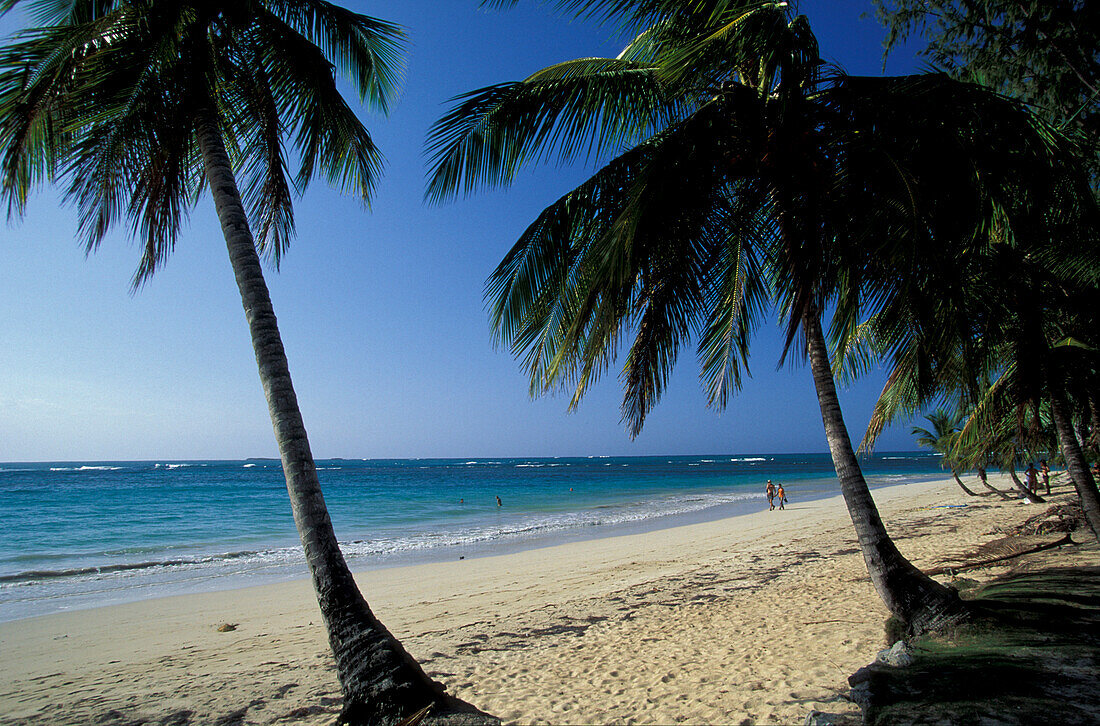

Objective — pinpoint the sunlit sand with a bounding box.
[2,475,1092,725]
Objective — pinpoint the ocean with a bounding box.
[0,453,945,622]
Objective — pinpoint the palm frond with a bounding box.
[486,99,746,433]
[1,0,401,282]
[218,32,296,264]
[426,57,677,203]
[254,7,384,201]
[697,181,772,410]
[266,0,405,112]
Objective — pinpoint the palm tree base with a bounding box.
[322,598,500,726]
[339,694,500,726]
[901,587,969,638]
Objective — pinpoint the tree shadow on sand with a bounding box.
[850,564,1100,725]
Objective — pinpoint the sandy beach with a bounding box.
[2,474,1094,725]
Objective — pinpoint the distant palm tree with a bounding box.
[0,2,492,722]
[911,410,978,496]
[975,465,1014,500]
[959,402,1046,504]
[426,0,1063,634]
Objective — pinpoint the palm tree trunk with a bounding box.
[1007,468,1044,503]
[1088,393,1100,457]
[1051,393,1100,541]
[977,468,1012,500]
[1077,418,1090,455]
[196,111,494,726]
[803,311,963,635]
[950,470,979,496]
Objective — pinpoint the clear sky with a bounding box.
[0,1,925,462]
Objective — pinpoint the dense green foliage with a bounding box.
[857,0,1100,535]
[875,0,1100,138]
[430,0,1071,438]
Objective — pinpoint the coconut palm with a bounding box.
[975,465,1014,500]
[0,2,493,722]
[838,76,1100,530]
[962,398,1048,504]
[852,223,1100,534]
[866,315,1100,527]
[426,0,1068,634]
[911,410,979,496]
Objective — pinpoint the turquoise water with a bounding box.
[0,453,944,621]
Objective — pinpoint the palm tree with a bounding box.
[852,221,1100,533]
[0,2,493,723]
[425,0,1065,634]
[975,465,1014,500]
[1088,394,1100,457]
[964,406,1047,504]
[911,410,979,496]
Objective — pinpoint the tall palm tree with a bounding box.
[0,2,493,722]
[911,410,978,496]
[426,0,1063,634]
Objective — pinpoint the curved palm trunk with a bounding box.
[977,468,1013,500]
[950,470,979,496]
[197,112,495,726]
[1008,468,1044,503]
[803,312,964,635]
[1051,394,1100,541]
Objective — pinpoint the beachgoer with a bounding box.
[1040,460,1050,495]
[1026,463,1039,494]
[766,480,776,511]
[776,483,787,510]
[496,495,502,507]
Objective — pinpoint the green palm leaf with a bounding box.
[426,56,676,203]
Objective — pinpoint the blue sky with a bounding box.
[0,1,925,461]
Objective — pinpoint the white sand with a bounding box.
[1,475,1092,725]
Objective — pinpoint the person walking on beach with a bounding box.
[766,480,776,511]
[776,483,787,511]
[1026,463,1039,494]
[1040,460,1050,495]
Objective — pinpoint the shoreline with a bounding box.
[1,474,1078,725]
[0,470,943,624]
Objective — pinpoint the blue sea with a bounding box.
[0,453,945,622]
